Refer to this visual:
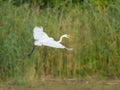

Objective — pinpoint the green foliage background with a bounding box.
[0,0,120,83]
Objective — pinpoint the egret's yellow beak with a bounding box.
[67,35,72,40]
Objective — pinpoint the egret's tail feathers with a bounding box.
[66,48,73,51]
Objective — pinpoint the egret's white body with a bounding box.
[33,26,72,50]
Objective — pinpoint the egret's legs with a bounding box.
[28,46,36,57]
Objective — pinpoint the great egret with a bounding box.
[28,26,72,56]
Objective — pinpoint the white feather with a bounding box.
[33,26,72,50]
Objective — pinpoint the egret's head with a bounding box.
[63,34,72,39]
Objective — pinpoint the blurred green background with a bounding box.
[0,0,120,84]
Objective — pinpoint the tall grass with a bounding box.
[0,1,120,82]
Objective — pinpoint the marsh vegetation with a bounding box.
[0,0,120,85]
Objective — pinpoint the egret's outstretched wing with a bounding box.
[33,26,50,41]
[33,26,43,40]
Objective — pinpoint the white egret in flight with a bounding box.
[28,26,72,56]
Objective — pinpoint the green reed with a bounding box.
[0,1,120,83]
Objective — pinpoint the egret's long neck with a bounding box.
[57,35,65,43]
